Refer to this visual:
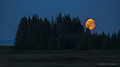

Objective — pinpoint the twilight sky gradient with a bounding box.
[0,0,120,40]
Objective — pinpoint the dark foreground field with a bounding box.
[0,50,120,67]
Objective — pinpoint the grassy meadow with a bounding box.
[0,46,120,67]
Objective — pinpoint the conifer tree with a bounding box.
[37,17,51,50]
[14,16,28,50]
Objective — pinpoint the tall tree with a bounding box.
[56,13,63,35]
[72,16,84,34]
[91,32,99,50]
[100,32,109,50]
[14,16,28,50]
[110,32,117,49]
[51,16,58,38]
[117,30,120,49]
[37,17,51,50]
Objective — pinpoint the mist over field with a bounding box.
[0,40,14,46]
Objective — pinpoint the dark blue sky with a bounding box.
[0,0,120,40]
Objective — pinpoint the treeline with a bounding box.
[14,13,120,51]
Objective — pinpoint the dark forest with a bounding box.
[14,13,120,51]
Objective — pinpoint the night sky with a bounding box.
[0,0,120,40]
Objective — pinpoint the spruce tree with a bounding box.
[37,17,51,50]
[14,16,28,50]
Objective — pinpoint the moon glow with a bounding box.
[85,19,95,30]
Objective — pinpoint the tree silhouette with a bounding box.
[14,16,28,50]
[14,13,120,51]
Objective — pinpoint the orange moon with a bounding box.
[85,19,95,30]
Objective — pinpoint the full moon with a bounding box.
[85,19,95,30]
